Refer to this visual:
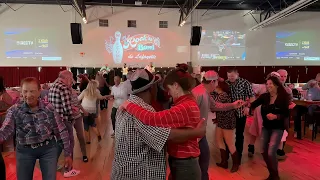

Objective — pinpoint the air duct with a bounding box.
[179,0,202,26]
[249,0,318,31]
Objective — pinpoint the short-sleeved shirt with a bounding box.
[111,83,131,108]
[111,95,170,180]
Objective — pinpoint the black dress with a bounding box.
[212,92,236,129]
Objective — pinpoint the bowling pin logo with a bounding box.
[112,31,124,64]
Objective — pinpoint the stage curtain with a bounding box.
[39,67,66,84]
[0,67,20,87]
[19,67,39,84]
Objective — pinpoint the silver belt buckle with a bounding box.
[31,144,39,149]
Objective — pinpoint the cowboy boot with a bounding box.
[216,149,228,169]
[230,151,240,173]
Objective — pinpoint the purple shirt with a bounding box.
[0,100,72,157]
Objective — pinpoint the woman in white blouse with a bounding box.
[78,80,108,143]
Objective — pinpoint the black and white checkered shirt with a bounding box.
[226,77,254,118]
[48,80,73,122]
[111,95,170,180]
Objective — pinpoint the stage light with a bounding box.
[83,17,87,24]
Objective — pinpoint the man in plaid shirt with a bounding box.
[0,77,72,180]
[226,68,255,163]
[49,70,80,177]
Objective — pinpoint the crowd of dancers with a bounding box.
[0,63,292,180]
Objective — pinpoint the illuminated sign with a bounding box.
[105,31,161,64]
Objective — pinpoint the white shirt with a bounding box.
[78,89,103,114]
[111,82,131,108]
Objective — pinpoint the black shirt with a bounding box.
[251,93,289,130]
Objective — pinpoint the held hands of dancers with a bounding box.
[266,113,277,120]
[105,95,114,100]
[232,100,246,109]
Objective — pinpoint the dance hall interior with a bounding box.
[0,0,320,179]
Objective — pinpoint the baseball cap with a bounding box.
[203,70,219,81]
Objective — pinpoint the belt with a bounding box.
[23,139,53,149]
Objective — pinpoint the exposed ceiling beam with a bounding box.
[2,0,320,11]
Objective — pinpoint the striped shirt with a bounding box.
[226,77,254,118]
[126,94,201,158]
[0,100,71,157]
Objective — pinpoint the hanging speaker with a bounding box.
[190,26,202,46]
[70,23,83,44]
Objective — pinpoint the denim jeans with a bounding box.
[235,116,247,157]
[198,137,209,180]
[261,127,284,177]
[168,156,201,180]
[0,153,5,180]
[16,139,58,180]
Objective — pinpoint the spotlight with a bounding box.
[82,17,87,24]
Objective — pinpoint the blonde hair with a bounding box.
[83,80,99,99]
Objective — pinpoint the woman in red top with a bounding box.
[122,68,202,180]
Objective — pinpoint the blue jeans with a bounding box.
[261,128,284,177]
[198,137,209,180]
[16,139,58,180]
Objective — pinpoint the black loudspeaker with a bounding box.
[190,26,202,46]
[70,23,83,44]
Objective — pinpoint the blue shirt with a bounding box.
[40,89,49,99]
[0,100,72,157]
[308,87,320,101]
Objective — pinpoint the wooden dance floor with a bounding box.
[3,103,320,180]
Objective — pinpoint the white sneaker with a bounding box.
[64,169,80,178]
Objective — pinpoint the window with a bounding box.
[99,19,109,27]
[159,21,168,28]
[128,20,137,28]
